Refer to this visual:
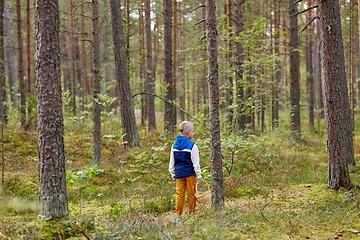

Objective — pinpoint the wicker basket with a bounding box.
[195,181,211,204]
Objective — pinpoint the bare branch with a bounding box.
[75,221,93,240]
[301,16,319,33]
[195,19,206,26]
[291,5,319,17]
[132,92,209,131]
[0,232,9,239]
[71,1,92,15]
[285,0,303,12]
[190,5,205,13]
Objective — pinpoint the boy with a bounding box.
[169,121,204,219]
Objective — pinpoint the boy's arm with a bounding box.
[191,144,202,179]
[169,146,175,178]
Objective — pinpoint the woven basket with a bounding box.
[195,181,211,204]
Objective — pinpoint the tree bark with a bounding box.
[206,0,224,209]
[289,0,301,140]
[319,0,352,188]
[4,3,16,108]
[35,0,68,218]
[68,0,76,116]
[26,0,31,120]
[109,0,140,149]
[145,0,156,130]
[81,2,88,111]
[164,0,175,133]
[92,0,102,168]
[306,0,314,130]
[139,0,146,127]
[315,10,324,119]
[172,0,177,126]
[16,0,25,128]
[273,0,280,128]
[235,0,245,133]
[226,0,233,125]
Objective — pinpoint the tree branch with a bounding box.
[190,5,205,13]
[75,221,93,240]
[195,19,206,26]
[71,1,92,15]
[301,16,319,33]
[285,0,303,12]
[291,5,319,17]
[132,92,209,131]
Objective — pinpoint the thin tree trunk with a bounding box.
[0,0,5,126]
[81,2,88,111]
[172,0,177,125]
[226,0,233,125]
[35,0,68,218]
[289,0,300,140]
[319,0,352,188]
[350,0,355,132]
[139,0,146,127]
[4,3,16,108]
[273,0,280,128]
[306,0,314,130]
[315,10,324,119]
[235,0,244,133]
[92,0,102,168]
[206,0,224,209]
[109,0,140,149]
[164,0,175,133]
[16,0,25,128]
[69,0,76,116]
[145,0,156,130]
[26,0,31,120]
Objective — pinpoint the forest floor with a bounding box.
[1,119,360,239]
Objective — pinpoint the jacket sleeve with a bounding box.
[169,145,175,178]
[191,144,202,178]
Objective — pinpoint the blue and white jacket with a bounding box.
[169,135,201,179]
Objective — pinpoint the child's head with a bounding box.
[179,121,194,139]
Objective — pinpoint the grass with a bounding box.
[1,111,360,239]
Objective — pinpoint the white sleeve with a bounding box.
[191,144,202,178]
[169,146,175,178]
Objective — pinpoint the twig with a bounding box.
[190,5,205,13]
[285,0,303,12]
[75,221,93,240]
[291,5,319,17]
[71,1,92,15]
[195,19,206,26]
[260,201,271,222]
[301,16,319,33]
[132,92,209,131]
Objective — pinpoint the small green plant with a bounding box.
[66,164,104,193]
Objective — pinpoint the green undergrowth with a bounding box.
[1,123,360,239]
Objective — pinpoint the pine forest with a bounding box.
[2,0,360,238]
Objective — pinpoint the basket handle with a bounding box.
[196,180,210,192]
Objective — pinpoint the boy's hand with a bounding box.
[198,177,204,183]
[172,176,176,181]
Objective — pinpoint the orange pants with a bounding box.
[176,175,196,217]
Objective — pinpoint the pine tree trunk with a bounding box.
[319,0,352,188]
[35,0,68,218]
[139,0,146,127]
[69,0,76,116]
[109,0,140,149]
[172,0,177,126]
[0,0,5,125]
[26,0,31,120]
[16,0,25,128]
[206,0,224,209]
[315,11,324,119]
[235,0,244,133]
[92,0,102,168]
[4,3,16,108]
[289,0,301,140]
[273,0,280,128]
[145,0,156,130]
[226,0,233,125]
[306,0,314,130]
[81,2,88,111]
[164,0,175,133]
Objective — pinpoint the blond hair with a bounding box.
[179,121,194,135]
